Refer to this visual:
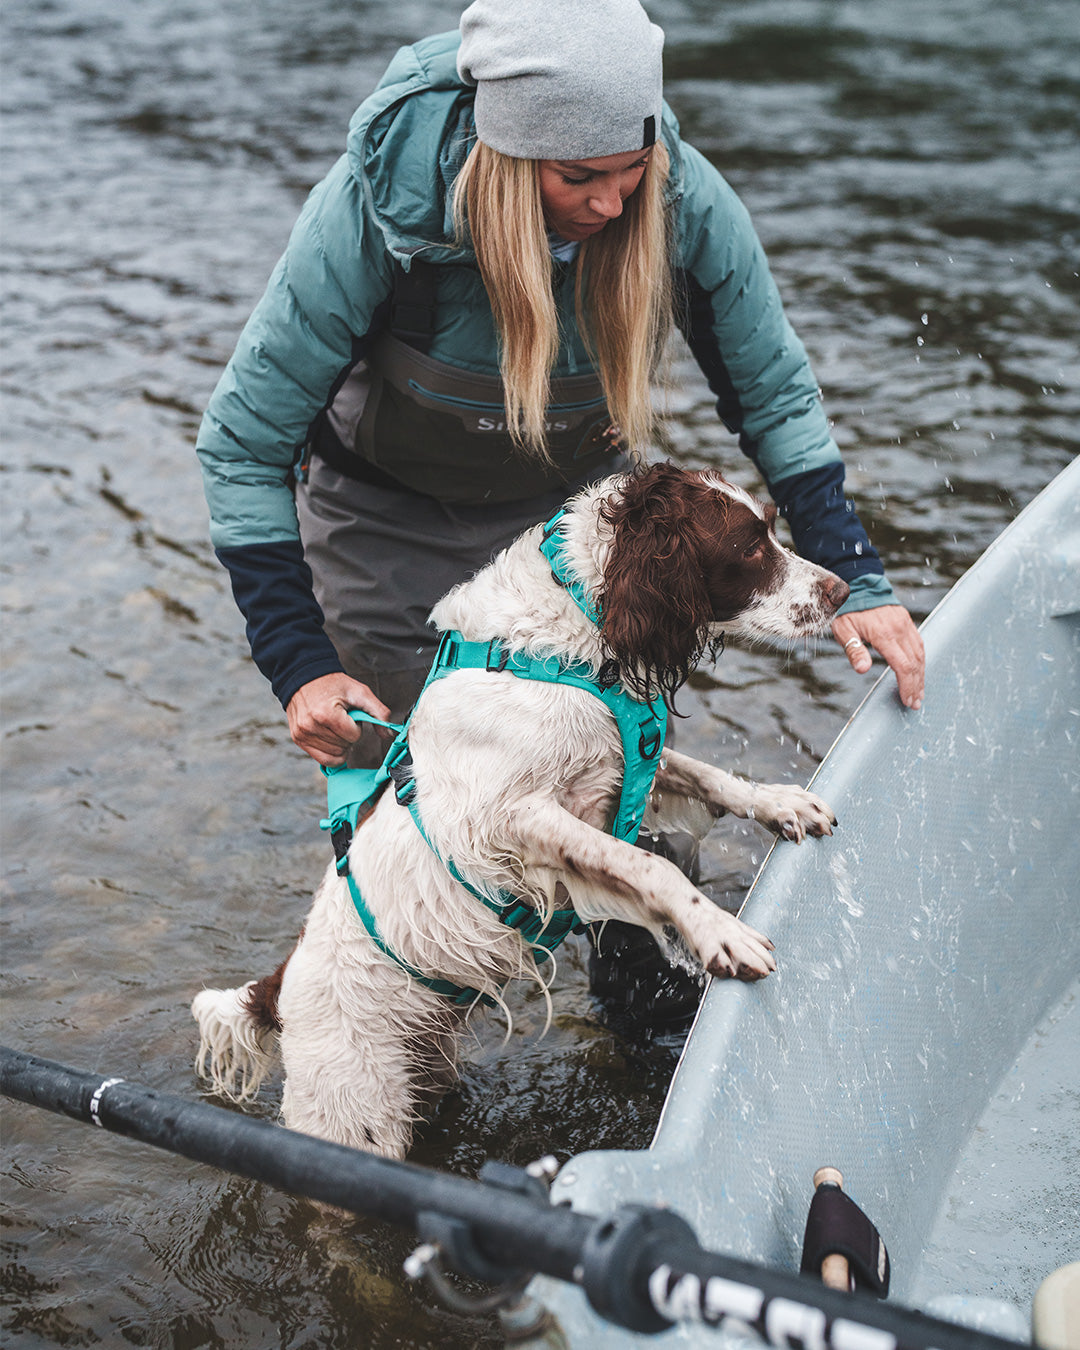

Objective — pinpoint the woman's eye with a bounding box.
[561,174,592,186]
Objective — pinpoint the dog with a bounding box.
[193,462,848,1158]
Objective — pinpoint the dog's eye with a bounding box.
[744,541,765,560]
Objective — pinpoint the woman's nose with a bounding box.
[588,181,624,220]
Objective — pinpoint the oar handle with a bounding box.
[812,1166,852,1292]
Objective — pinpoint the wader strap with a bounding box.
[389,258,437,354]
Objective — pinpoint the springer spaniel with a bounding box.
[193,463,848,1158]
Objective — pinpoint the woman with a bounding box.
[196,0,924,772]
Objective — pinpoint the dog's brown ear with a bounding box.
[598,464,718,706]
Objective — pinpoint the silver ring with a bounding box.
[843,637,865,652]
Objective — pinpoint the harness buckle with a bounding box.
[389,751,418,806]
[638,723,663,760]
[331,821,353,874]
[436,630,459,670]
[486,640,510,673]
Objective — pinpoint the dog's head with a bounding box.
[597,463,850,705]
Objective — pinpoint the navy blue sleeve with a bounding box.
[216,539,344,709]
[676,264,892,605]
[769,460,885,584]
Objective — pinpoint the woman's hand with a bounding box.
[832,605,925,710]
[286,672,392,766]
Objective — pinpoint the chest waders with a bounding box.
[320,507,669,1007]
[322,261,622,505]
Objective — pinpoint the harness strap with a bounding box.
[430,628,666,845]
[321,710,407,875]
[396,758,581,963]
[344,870,494,1008]
[322,713,495,1007]
[539,508,601,626]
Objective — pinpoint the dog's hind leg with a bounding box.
[275,931,444,1160]
[278,1029,419,1160]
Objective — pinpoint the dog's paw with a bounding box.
[751,784,837,843]
[695,910,776,983]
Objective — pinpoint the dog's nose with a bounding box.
[825,577,850,610]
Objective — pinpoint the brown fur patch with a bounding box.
[241,941,298,1034]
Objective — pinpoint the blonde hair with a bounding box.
[453,139,672,461]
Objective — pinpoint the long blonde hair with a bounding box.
[452,139,672,462]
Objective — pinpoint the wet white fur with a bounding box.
[193,470,840,1158]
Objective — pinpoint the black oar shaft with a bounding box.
[0,1046,588,1281]
[2,1046,1019,1350]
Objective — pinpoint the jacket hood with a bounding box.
[345,29,684,265]
[346,31,477,262]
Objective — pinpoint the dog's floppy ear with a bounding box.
[598,464,719,706]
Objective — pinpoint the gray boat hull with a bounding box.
[533,458,1080,1344]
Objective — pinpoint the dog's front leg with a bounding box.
[653,748,837,844]
[507,796,776,981]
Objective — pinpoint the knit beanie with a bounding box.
[457,0,664,160]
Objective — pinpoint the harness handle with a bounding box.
[347,708,406,734]
[321,709,406,780]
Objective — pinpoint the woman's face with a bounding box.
[537,146,652,242]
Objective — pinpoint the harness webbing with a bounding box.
[426,629,665,845]
[319,505,668,1007]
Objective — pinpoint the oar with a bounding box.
[814,1167,853,1291]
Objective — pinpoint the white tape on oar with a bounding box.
[89,1076,123,1127]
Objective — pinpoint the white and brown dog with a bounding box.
[193,463,847,1158]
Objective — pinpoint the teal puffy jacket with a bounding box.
[196,30,894,708]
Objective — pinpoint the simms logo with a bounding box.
[475,418,570,433]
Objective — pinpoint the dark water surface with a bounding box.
[2,1,1076,1345]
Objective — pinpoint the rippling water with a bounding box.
[2,1,1076,1345]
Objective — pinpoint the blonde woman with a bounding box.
[197,1,923,783]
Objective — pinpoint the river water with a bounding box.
[1,1,1076,1345]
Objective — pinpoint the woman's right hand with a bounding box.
[286,672,392,766]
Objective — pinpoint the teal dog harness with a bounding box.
[320,507,668,1007]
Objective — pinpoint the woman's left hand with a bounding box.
[832,605,925,710]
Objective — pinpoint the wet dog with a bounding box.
[193,463,846,1157]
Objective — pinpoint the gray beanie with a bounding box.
[457,0,664,160]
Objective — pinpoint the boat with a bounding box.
[529,457,1080,1346]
